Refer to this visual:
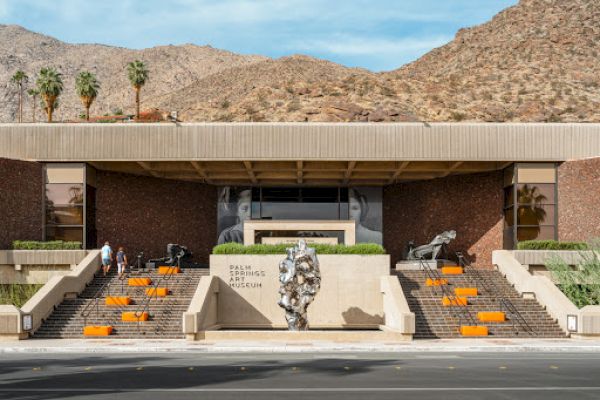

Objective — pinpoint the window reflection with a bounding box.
[45,184,84,205]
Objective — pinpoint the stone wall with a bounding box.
[558,157,600,242]
[383,171,504,268]
[95,171,217,264]
[0,158,43,249]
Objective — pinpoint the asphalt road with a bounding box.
[0,352,599,400]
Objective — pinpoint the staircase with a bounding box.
[33,267,208,339]
[397,265,566,339]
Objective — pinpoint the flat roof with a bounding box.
[1,123,599,185]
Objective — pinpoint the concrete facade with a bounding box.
[209,254,391,329]
[0,158,43,249]
[383,171,504,267]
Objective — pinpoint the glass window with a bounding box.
[45,164,85,184]
[517,183,555,205]
[517,226,556,242]
[45,184,84,205]
[517,205,555,226]
[46,206,84,225]
[45,226,84,243]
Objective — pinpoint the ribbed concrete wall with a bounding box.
[1,123,599,162]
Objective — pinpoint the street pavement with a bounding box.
[1,352,599,400]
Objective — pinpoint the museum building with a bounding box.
[1,122,600,268]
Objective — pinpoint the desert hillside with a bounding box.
[1,0,599,123]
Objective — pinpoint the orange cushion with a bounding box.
[158,266,180,275]
[478,311,506,322]
[122,312,149,322]
[455,288,478,297]
[425,278,448,286]
[83,326,113,336]
[442,296,468,306]
[460,326,489,336]
[146,287,168,297]
[128,278,152,286]
[441,266,463,275]
[105,296,131,306]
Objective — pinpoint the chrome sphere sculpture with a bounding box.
[278,239,321,331]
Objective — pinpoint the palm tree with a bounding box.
[11,70,28,123]
[27,88,39,122]
[75,71,100,121]
[127,60,149,120]
[517,184,548,240]
[36,67,63,123]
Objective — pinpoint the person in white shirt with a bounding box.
[101,241,113,277]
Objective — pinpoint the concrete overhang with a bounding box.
[1,122,599,186]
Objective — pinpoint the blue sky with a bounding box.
[0,0,518,71]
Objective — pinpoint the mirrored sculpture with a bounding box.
[278,239,321,331]
[407,230,457,260]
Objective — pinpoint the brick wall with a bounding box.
[95,171,217,264]
[558,157,600,242]
[383,171,504,268]
[0,158,43,249]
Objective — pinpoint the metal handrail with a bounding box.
[151,269,195,334]
[132,256,188,332]
[456,252,535,335]
[418,257,477,327]
[81,270,129,326]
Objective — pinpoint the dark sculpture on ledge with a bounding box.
[278,239,321,331]
[407,230,457,260]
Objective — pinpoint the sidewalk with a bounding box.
[1,338,600,353]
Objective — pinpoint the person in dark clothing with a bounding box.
[116,247,128,278]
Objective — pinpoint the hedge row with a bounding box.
[213,242,386,255]
[517,240,588,251]
[12,240,82,250]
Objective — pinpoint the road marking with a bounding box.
[32,367,41,371]
[550,365,559,370]
[84,367,92,371]
[343,366,351,371]
[499,366,507,370]
[240,367,246,372]
[447,366,455,370]
[188,367,194,371]
[1,387,600,393]
[394,366,402,370]
[136,367,143,371]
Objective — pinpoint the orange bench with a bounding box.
[454,287,478,297]
[158,266,180,275]
[460,326,489,336]
[83,326,113,336]
[478,311,506,322]
[105,296,131,306]
[441,266,463,275]
[426,278,448,286]
[128,278,152,286]
[146,287,169,297]
[442,296,468,306]
[122,312,149,322]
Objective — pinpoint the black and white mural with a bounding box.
[349,187,382,244]
[217,187,251,245]
[216,186,382,245]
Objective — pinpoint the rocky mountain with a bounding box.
[1,0,599,123]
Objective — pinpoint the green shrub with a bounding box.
[517,240,588,251]
[547,239,600,308]
[12,240,82,250]
[0,284,43,308]
[213,242,385,255]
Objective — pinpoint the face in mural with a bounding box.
[237,191,251,222]
[217,188,252,245]
[349,188,383,245]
